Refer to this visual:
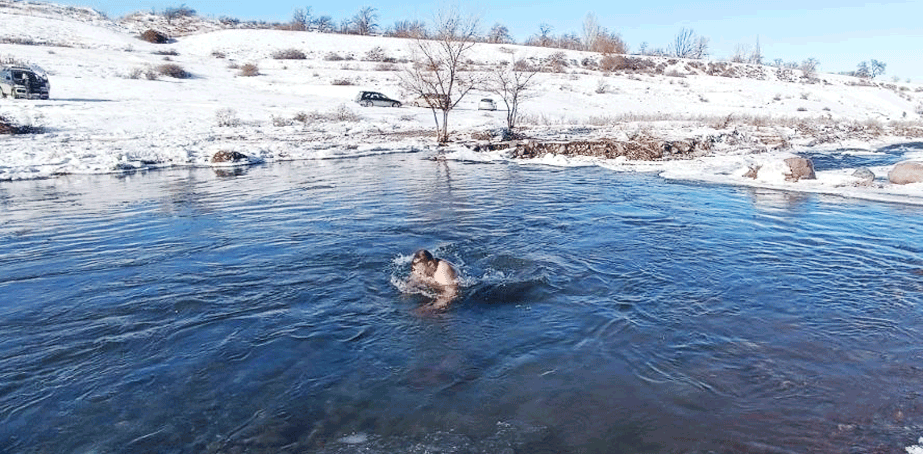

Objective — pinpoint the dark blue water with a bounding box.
[1,153,922,453]
[803,143,918,172]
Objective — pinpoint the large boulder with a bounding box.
[888,161,923,185]
[784,157,816,182]
[140,29,169,44]
[743,165,761,179]
[211,150,248,163]
[851,167,875,186]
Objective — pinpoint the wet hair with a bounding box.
[412,249,437,275]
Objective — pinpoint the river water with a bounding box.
[1,152,922,453]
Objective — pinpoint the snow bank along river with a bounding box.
[1,151,922,453]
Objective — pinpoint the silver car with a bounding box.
[478,98,497,111]
[355,91,401,107]
[0,65,50,99]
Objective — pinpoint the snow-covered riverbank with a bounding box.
[2,0,923,204]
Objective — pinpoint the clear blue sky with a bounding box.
[70,0,923,82]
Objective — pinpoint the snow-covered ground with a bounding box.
[2,0,923,205]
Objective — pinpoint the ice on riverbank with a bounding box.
[908,437,923,454]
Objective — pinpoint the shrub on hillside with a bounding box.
[513,59,537,72]
[599,55,627,72]
[163,4,196,22]
[219,16,240,26]
[127,66,160,80]
[331,78,354,86]
[581,57,598,69]
[293,112,310,124]
[308,104,360,122]
[544,52,567,73]
[0,55,29,66]
[271,115,292,127]
[272,48,307,60]
[140,29,169,44]
[216,108,240,127]
[363,46,396,63]
[238,63,259,77]
[156,63,191,79]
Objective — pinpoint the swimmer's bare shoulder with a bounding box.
[410,249,459,309]
[432,259,458,288]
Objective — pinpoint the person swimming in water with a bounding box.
[410,249,458,308]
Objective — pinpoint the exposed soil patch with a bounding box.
[0,116,42,135]
[511,136,670,160]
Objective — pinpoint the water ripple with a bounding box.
[1,154,923,453]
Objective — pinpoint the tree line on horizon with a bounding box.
[152,4,890,81]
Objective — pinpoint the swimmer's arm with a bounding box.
[431,286,458,309]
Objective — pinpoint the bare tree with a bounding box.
[749,36,762,65]
[487,53,539,131]
[399,10,480,143]
[592,31,628,55]
[669,28,707,59]
[351,6,378,35]
[556,33,582,50]
[314,15,335,32]
[694,36,709,59]
[870,59,886,78]
[528,23,554,47]
[338,18,351,34]
[163,4,195,25]
[731,43,749,63]
[583,13,600,52]
[854,60,886,79]
[487,22,513,44]
[800,58,819,78]
[291,7,311,31]
[389,20,428,39]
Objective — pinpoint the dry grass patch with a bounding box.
[272,48,307,60]
[300,105,361,123]
[238,63,259,77]
[156,63,191,79]
[216,108,241,127]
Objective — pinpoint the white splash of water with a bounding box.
[337,432,368,444]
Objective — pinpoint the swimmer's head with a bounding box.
[411,249,437,276]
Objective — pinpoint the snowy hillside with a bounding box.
[2,0,923,204]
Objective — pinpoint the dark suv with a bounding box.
[355,91,401,107]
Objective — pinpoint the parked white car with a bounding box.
[478,98,497,111]
[0,65,50,99]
